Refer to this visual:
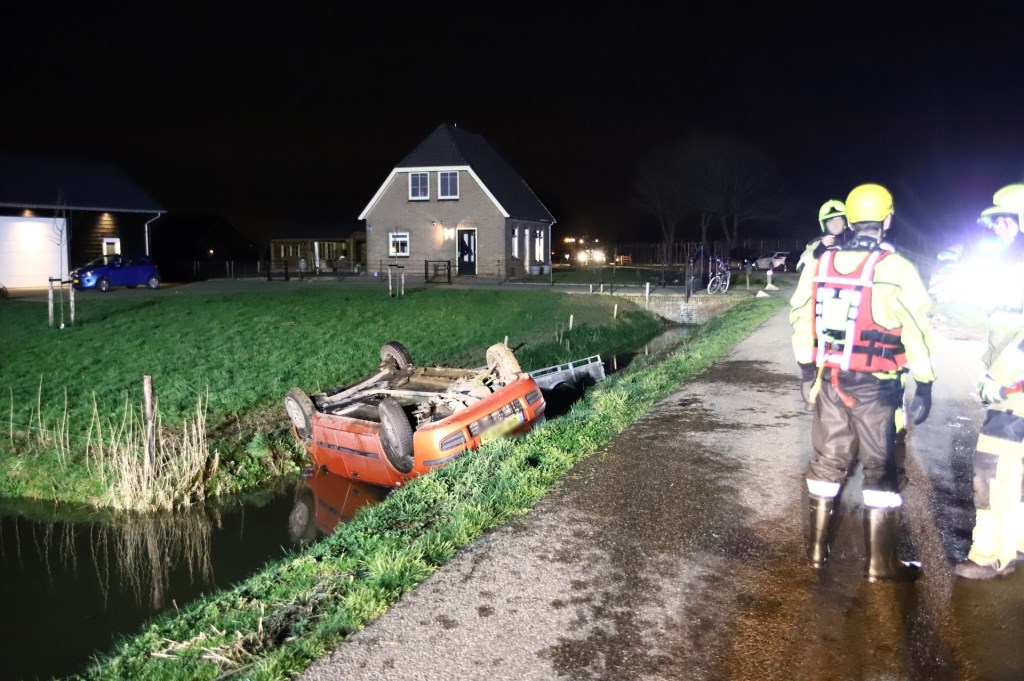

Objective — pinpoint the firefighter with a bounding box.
[797,199,850,271]
[790,183,937,582]
[954,183,1024,579]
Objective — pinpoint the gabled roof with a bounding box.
[0,154,164,213]
[360,124,554,223]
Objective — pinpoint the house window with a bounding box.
[389,232,410,257]
[533,229,545,263]
[512,226,520,260]
[439,171,459,199]
[409,173,428,200]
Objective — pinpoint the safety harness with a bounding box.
[812,248,907,373]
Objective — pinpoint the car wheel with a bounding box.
[284,388,315,443]
[378,398,414,473]
[486,343,522,382]
[146,275,160,289]
[287,486,319,543]
[380,341,413,370]
[97,278,111,293]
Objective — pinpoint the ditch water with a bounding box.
[0,326,694,681]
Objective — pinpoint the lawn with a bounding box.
[0,285,664,504]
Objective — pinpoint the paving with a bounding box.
[300,303,1024,681]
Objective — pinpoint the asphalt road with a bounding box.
[301,306,1024,681]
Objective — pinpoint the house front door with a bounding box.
[456,229,476,276]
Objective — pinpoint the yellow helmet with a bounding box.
[817,199,847,232]
[978,183,1024,228]
[845,184,894,224]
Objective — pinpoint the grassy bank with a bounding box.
[0,286,662,507]
[76,296,783,681]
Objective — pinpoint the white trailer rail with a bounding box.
[527,355,605,390]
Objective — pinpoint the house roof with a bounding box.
[360,124,554,223]
[0,154,164,213]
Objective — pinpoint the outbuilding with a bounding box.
[0,154,164,288]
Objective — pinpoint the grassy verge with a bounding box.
[76,296,783,680]
[0,286,663,507]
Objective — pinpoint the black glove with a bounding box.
[911,381,932,425]
[799,363,816,405]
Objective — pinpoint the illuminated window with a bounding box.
[389,232,410,257]
[533,229,545,263]
[409,173,428,200]
[512,226,519,260]
[439,171,459,199]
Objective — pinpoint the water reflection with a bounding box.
[0,486,296,681]
[288,468,391,541]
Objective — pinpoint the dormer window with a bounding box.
[409,172,428,200]
[439,171,459,199]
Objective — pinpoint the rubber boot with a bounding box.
[807,494,835,568]
[863,506,921,583]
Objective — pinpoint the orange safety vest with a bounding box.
[811,249,907,373]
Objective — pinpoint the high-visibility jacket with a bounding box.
[790,240,937,383]
[982,242,1024,389]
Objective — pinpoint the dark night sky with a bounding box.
[3,2,1023,250]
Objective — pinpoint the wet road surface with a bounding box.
[301,307,1024,681]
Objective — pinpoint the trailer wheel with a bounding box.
[380,341,414,370]
[486,343,522,382]
[379,398,414,473]
[285,388,315,443]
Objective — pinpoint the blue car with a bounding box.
[70,254,160,292]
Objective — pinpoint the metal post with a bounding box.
[69,283,75,326]
[401,271,405,296]
[645,282,650,308]
[388,267,393,297]
[47,279,54,327]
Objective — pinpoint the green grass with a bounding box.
[73,297,783,681]
[0,286,664,504]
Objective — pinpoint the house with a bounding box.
[0,154,164,288]
[268,227,367,275]
[358,124,555,278]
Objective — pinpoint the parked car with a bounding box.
[754,251,789,271]
[784,251,803,272]
[70,254,160,292]
[284,342,546,488]
[727,248,757,270]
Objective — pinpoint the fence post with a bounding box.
[447,260,452,284]
[388,267,393,297]
[645,282,650,308]
[69,283,75,326]
[143,375,156,473]
[47,279,54,327]
[401,271,405,296]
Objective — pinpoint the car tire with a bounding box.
[378,398,414,473]
[147,276,160,289]
[486,343,522,382]
[287,486,319,543]
[380,341,413,370]
[284,388,315,444]
[97,278,111,293]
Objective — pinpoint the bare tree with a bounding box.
[679,132,783,252]
[632,142,691,266]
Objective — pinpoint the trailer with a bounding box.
[528,354,605,390]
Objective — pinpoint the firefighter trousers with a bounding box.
[966,393,1024,570]
[807,370,904,492]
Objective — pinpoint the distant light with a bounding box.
[209,249,214,256]
[563,237,576,243]
[21,209,35,217]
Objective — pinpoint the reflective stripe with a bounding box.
[807,479,841,497]
[863,490,903,508]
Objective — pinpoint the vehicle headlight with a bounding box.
[593,250,606,263]
[577,251,589,263]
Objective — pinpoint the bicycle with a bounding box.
[706,259,731,294]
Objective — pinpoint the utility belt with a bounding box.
[819,328,906,373]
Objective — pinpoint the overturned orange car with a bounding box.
[284,342,546,488]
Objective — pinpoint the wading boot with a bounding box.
[807,494,835,568]
[864,506,921,583]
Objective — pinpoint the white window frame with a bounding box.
[408,173,429,200]
[438,171,459,199]
[511,225,520,260]
[389,231,410,257]
[533,229,545,263]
